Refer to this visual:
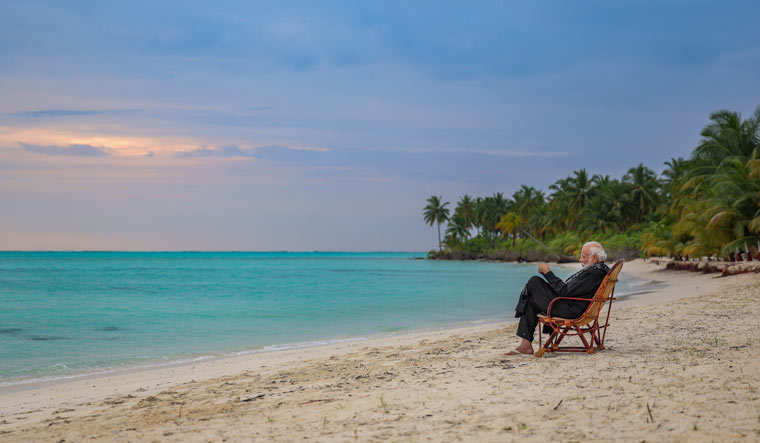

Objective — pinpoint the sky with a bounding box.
[1,1,759,251]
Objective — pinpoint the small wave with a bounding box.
[0,355,218,389]
[227,336,371,356]
[96,326,120,332]
[27,335,71,341]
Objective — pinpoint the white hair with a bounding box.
[583,241,607,262]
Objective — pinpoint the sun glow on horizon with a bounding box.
[0,126,281,159]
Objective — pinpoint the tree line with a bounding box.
[423,106,760,261]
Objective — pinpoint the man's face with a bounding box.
[580,246,595,267]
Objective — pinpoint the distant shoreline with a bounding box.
[0,250,428,254]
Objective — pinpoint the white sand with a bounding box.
[1,259,758,441]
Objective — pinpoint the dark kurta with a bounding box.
[514,263,609,342]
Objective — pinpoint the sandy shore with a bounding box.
[1,259,758,441]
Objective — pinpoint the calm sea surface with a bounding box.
[0,252,643,385]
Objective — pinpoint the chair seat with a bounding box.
[537,314,575,322]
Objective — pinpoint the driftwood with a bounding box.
[298,398,336,406]
[665,260,760,275]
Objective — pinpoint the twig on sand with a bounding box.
[241,394,265,402]
[646,402,654,423]
[299,398,336,406]
[178,402,184,419]
[553,399,563,410]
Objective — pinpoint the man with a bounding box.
[506,241,609,356]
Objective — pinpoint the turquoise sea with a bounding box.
[0,252,643,386]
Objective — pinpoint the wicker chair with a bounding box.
[535,260,624,358]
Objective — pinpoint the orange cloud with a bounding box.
[0,126,209,158]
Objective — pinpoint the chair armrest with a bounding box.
[546,296,593,317]
[546,295,616,317]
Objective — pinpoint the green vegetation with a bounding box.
[423,195,450,254]
[423,106,760,261]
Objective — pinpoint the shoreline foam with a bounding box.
[0,319,512,394]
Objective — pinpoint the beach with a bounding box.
[1,259,758,441]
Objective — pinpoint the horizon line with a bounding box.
[0,249,427,253]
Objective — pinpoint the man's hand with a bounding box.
[538,263,550,275]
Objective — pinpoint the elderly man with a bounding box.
[506,241,609,356]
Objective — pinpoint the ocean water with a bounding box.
[0,252,642,385]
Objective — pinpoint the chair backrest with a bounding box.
[575,259,624,325]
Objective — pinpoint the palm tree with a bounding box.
[623,163,660,223]
[512,185,545,235]
[445,214,470,245]
[568,169,596,220]
[662,157,688,195]
[549,170,595,230]
[590,174,633,230]
[454,195,476,239]
[577,196,612,235]
[683,107,759,195]
[695,107,759,162]
[491,192,510,216]
[673,199,721,259]
[703,157,760,255]
[419,105,760,260]
[674,106,760,258]
[496,212,523,248]
[531,204,554,240]
[473,194,512,246]
[548,177,574,230]
[423,196,450,253]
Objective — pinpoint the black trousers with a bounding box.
[514,276,584,342]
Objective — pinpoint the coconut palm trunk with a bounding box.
[437,221,443,252]
[423,196,450,256]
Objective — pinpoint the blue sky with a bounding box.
[1,1,759,250]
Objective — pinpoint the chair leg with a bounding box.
[539,323,610,355]
[537,322,544,350]
[576,327,594,354]
[536,330,557,358]
[553,329,568,350]
[595,332,605,350]
[590,325,605,350]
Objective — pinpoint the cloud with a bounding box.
[408,148,573,158]
[19,142,111,157]
[12,109,104,118]
[251,145,571,166]
[173,145,257,158]
[10,109,139,118]
[173,144,332,159]
[245,144,580,185]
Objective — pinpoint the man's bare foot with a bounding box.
[505,339,534,356]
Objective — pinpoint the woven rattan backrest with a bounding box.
[577,260,624,325]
